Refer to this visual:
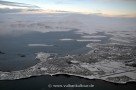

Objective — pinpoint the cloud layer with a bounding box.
[0,0,40,9]
[0,0,40,13]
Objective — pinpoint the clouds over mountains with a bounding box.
[0,0,40,13]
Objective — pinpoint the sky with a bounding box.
[0,0,136,17]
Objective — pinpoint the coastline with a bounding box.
[0,75,136,90]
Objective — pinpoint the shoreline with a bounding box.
[1,72,136,84]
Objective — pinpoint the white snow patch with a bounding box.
[41,67,47,71]
[80,63,99,72]
[28,44,53,47]
[59,38,74,41]
[71,60,79,64]
[81,35,106,39]
[76,39,101,42]
[36,52,50,62]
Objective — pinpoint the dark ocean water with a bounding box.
[0,75,136,90]
[0,30,91,71]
